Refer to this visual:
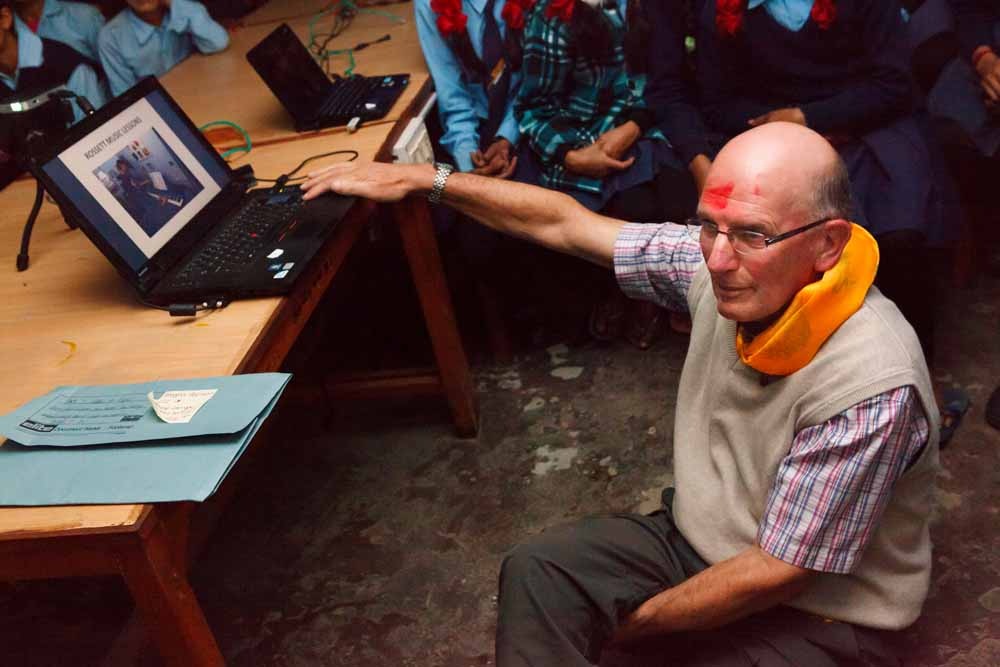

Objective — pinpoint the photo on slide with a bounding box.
[91,127,203,237]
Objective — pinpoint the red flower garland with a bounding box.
[716,0,837,36]
[432,0,567,38]
[431,0,468,36]
[502,0,537,30]
[809,0,836,30]
[716,0,743,36]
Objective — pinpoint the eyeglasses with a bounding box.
[685,216,834,255]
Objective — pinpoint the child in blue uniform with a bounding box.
[415,0,522,177]
[98,0,229,97]
[0,0,106,185]
[13,0,104,60]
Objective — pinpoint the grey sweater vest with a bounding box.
[673,266,940,630]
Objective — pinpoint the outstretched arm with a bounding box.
[300,161,624,267]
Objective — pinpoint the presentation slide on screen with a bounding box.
[57,98,221,258]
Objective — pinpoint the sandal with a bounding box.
[625,300,665,350]
[939,387,971,449]
[589,291,627,342]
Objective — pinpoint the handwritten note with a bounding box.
[147,389,218,424]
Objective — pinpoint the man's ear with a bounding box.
[813,218,852,273]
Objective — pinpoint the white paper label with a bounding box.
[147,389,218,424]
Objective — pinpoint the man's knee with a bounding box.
[499,531,572,590]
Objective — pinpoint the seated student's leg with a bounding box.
[592,179,662,342]
[599,165,699,348]
[496,507,703,667]
[838,124,940,362]
[874,229,935,363]
[602,162,698,224]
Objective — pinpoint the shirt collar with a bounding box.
[44,0,65,20]
[126,9,159,46]
[14,17,44,69]
[1,19,44,89]
[467,0,488,16]
[747,0,815,33]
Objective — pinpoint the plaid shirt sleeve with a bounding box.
[758,385,930,574]
[516,7,592,165]
[613,222,703,312]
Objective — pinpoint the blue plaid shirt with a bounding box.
[515,0,660,195]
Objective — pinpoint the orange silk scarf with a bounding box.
[736,223,879,376]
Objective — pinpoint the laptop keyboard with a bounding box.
[167,195,302,288]
[318,76,380,120]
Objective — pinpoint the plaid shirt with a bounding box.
[614,222,931,574]
[515,0,658,194]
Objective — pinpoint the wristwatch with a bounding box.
[428,162,454,205]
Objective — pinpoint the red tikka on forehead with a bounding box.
[703,182,735,210]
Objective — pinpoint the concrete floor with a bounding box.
[1,239,998,666]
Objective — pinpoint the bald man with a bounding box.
[301,123,940,666]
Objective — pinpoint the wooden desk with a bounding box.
[161,2,428,147]
[0,121,476,664]
[242,0,333,26]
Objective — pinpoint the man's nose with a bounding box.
[705,232,740,272]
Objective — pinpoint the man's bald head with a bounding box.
[706,122,851,226]
[695,123,855,323]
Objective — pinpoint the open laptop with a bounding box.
[28,77,355,306]
[246,23,409,132]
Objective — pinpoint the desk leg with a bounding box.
[117,508,223,667]
[394,197,479,438]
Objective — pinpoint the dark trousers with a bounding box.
[603,164,700,224]
[495,495,900,667]
[874,230,935,364]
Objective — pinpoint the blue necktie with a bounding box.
[479,0,510,145]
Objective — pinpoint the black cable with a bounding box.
[351,34,390,52]
[309,4,355,68]
[137,295,231,317]
[253,149,359,184]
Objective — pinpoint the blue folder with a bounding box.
[0,373,291,506]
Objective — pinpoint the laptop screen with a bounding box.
[40,87,230,273]
[247,24,331,123]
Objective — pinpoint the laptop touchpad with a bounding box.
[292,193,356,236]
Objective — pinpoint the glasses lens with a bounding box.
[731,231,767,255]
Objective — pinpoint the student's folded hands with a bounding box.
[471,138,517,179]
[564,142,635,178]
